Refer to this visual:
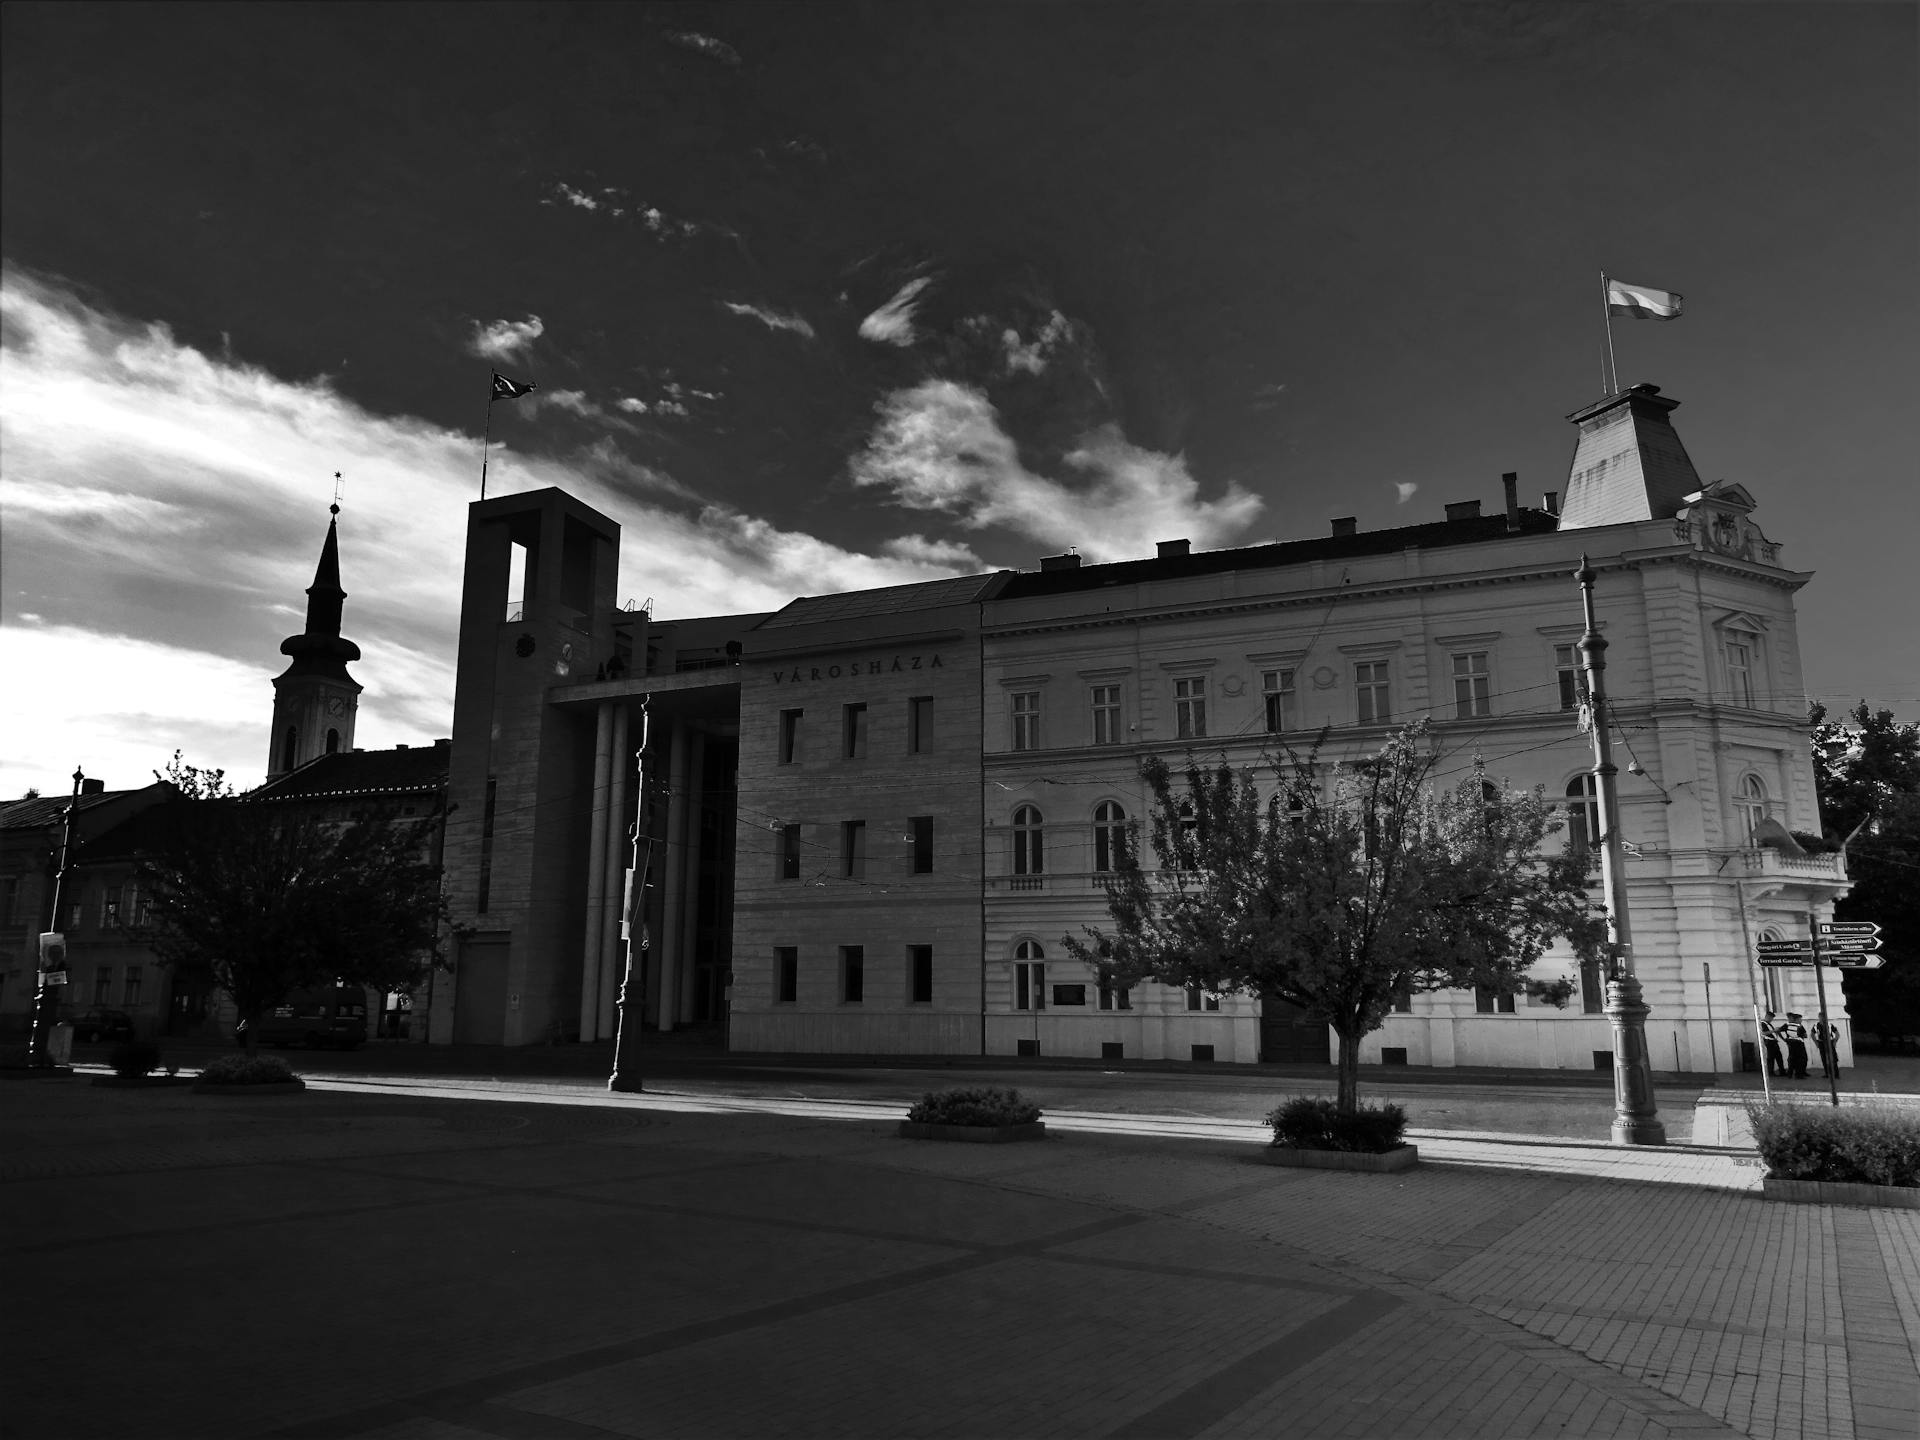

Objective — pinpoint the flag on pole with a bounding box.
[491,371,536,400]
[1605,279,1683,320]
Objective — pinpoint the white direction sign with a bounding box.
[1832,954,1887,970]
[1816,921,1881,939]
[1821,936,1883,954]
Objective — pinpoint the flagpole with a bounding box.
[1600,270,1619,397]
[480,395,496,501]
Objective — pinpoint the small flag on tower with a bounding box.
[491,371,536,400]
[1605,279,1683,320]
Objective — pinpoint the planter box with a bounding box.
[92,1075,194,1089]
[1259,1143,1418,1173]
[898,1120,1046,1144]
[191,1078,307,1096]
[1761,1176,1920,1209]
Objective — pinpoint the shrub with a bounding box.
[906,1086,1042,1127]
[1266,1095,1408,1153]
[197,1052,298,1086]
[108,1040,161,1079]
[1747,1101,1920,1187]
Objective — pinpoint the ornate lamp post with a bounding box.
[28,768,85,1070]
[1576,560,1666,1146]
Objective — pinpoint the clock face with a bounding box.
[325,696,347,717]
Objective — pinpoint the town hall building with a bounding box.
[423,384,1853,1072]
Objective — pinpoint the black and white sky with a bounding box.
[3,1,1915,797]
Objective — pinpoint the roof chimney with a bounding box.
[1039,551,1083,572]
[1502,472,1519,531]
[1444,500,1482,522]
[1542,491,1560,516]
[1330,517,1357,537]
[80,778,106,796]
[1156,539,1190,559]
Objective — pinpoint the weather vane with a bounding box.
[331,470,343,514]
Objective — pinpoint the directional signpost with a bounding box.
[1755,939,1815,967]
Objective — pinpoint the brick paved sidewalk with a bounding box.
[2,1077,1913,1440]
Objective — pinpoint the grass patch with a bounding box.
[1266,1095,1408,1153]
[906,1087,1042,1127]
[1746,1101,1920,1187]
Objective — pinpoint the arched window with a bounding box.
[281,726,298,773]
[1013,939,1045,1010]
[1565,775,1600,853]
[1093,801,1127,873]
[1736,774,1770,843]
[1013,806,1044,875]
[325,728,340,755]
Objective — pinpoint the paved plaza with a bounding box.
[2,1072,1915,1440]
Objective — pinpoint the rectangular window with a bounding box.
[68,899,84,930]
[1555,644,1585,712]
[0,876,15,926]
[1174,677,1207,739]
[1011,691,1040,751]
[1186,986,1220,1012]
[840,821,866,879]
[1050,984,1087,1006]
[908,695,933,754]
[1097,981,1132,1011]
[477,776,497,914]
[123,966,142,1007]
[1725,640,1754,706]
[908,945,933,1004]
[1090,685,1122,745]
[1355,662,1391,724]
[775,947,797,1003]
[779,708,803,764]
[101,887,121,929]
[779,825,802,880]
[1451,652,1491,719]
[93,967,113,1005]
[840,945,864,1003]
[843,703,868,760]
[1580,959,1604,1014]
[1392,982,1413,1014]
[909,816,934,874]
[1262,669,1296,734]
[1474,985,1517,1014]
[1014,961,1045,1011]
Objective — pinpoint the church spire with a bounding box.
[267,501,364,779]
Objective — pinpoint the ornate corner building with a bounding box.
[425,385,1851,1070]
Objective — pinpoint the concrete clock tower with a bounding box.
[268,503,363,780]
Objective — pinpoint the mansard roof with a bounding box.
[248,745,448,804]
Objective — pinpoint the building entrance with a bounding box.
[1259,992,1330,1064]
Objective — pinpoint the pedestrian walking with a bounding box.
[1783,1012,1809,1079]
[1814,1018,1840,1079]
[1760,1010,1785,1077]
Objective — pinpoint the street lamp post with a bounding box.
[1576,560,1666,1146]
[27,768,85,1070]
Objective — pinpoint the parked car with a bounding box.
[66,1007,136,1044]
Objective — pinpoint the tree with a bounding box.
[153,748,231,801]
[1067,722,1606,1114]
[1811,703,1920,1044]
[132,798,447,1046]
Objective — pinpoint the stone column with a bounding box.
[579,701,613,1041]
[656,720,688,1032]
[598,702,629,1038]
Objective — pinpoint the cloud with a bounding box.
[535,388,596,416]
[1394,481,1419,504]
[615,397,650,414]
[881,534,988,569]
[859,277,933,347]
[665,30,741,66]
[849,380,1263,563]
[467,314,544,360]
[1001,311,1073,375]
[721,300,816,341]
[0,264,979,797]
[546,182,628,218]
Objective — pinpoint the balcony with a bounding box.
[1741,847,1846,883]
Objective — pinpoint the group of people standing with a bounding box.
[1760,1010,1841,1080]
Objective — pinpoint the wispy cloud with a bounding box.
[881,534,988,569]
[859,276,933,348]
[1393,481,1419,504]
[1001,311,1073,375]
[0,265,976,796]
[665,30,741,66]
[721,300,816,341]
[546,182,627,218]
[849,380,1263,562]
[467,314,544,360]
